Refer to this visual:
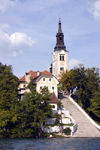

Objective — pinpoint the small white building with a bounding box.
[50,92,59,111]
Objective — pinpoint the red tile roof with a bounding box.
[41,70,52,76]
[49,92,59,104]
[19,75,25,81]
[19,70,53,81]
[28,70,37,79]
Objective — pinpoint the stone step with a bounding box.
[59,95,100,137]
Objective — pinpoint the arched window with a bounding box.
[60,55,64,61]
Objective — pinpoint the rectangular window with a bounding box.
[60,55,64,61]
[60,67,64,71]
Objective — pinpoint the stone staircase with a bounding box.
[59,95,100,137]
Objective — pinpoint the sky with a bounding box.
[0,0,100,78]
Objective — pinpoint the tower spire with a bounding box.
[58,18,62,33]
[54,19,67,52]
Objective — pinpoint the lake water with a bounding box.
[0,138,100,150]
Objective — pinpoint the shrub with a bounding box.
[63,127,71,135]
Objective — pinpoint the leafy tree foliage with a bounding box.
[72,64,89,108]
[40,86,52,118]
[0,62,19,137]
[0,63,18,110]
[73,65,100,110]
[63,127,71,135]
[88,85,100,122]
[59,69,76,94]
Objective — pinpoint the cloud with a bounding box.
[0,0,17,12]
[0,24,34,58]
[10,32,34,48]
[69,59,82,70]
[88,0,100,22]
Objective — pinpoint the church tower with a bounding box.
[50,19,68,79]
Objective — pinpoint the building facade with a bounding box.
[50,19,68,79]
[18,70,59,101]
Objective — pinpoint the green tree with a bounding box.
[86,67,100,96]
[40,86,52,118]
[0,63,18,110]
[88,85,100,123]
[0,62,19,137]
[13,85,52,138]
[59,69,76,94]
[73,65,88,108]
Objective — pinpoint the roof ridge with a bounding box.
[19,70,53,82]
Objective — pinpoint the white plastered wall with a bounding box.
[52,50,68,79]
[36,76,58,97]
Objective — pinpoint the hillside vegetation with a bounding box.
[59,64,100,124]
